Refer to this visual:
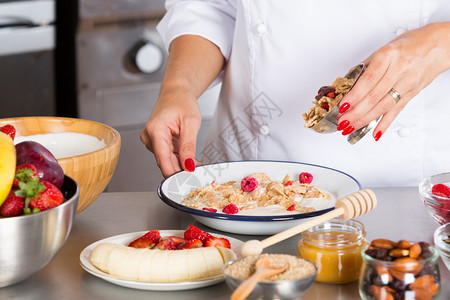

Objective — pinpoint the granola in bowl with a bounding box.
[181,172,331,215]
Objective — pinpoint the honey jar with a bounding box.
[297,219,368,284]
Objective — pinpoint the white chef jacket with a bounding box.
[157,0,450,187]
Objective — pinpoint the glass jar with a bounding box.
[359,242,441,300]
[297,218,368,284]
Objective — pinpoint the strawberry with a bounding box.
[153,237,177,250]
[128,229,161,248]
[183,225,213,243]
[204,237,231,249]
[13,164,39,188]
[177,238,203,250]
[0,124,16,140]
[19,177,63,213]
[166,236,188,248]
[0,189,25,217]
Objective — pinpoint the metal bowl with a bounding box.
[223,256,317,300]
[0,175,79,287]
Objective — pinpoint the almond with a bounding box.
[370,285,394,300]
[409,275,434,290]
[409,243,422,259]
[374,264,393,284]
[409,287,433,300]
[397,239,411,249]
[371,239,397,250]
[388,248,409,258]
[392,257,424,274]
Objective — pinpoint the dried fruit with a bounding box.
[315,86,335,100]
[299,172,313,184]
[222,203,239,214]
[241,176,258,192]
[202,207,217,213]
[287,204,296,211]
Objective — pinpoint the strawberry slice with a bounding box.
[154,237,177,250]
[128,230,161,248]
[204,237,231,249]
[166,236,188,248]
[0,124,16,140]
[177,239,203,249]
[183,225,213,243]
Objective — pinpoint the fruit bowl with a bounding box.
[0,175,79,287]
[419,172,450,225]
[0,116,120,213]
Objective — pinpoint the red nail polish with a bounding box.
[337,120,350,131]
[339,102,350,114]
[374,131,382,141]
[184,158,195,172]
[342,126,355,135]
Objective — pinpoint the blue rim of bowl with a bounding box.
[157,160,361,222]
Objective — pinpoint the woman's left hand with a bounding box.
[336,22,450,141]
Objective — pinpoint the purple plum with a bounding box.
[15,141,64,189]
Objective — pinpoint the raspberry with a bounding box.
[287,204,296,211]
[202,207,217,213]
[320,103,330,110]
[299,172,313,184]
[241,176,258,192]
[431,184,450,198]
[222,203,239,214]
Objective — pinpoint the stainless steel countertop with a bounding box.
[1,187,448,299]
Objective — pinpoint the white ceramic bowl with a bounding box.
[158,160,361,235]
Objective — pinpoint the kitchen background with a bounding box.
[0,0,220,192]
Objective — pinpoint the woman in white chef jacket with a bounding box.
[141,0,450,188]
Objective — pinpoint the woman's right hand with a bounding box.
[139,35,226,178]
[140,90,201,178]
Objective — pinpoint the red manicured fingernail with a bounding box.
[184,158,195,172]
[337,120,350,131]
[342,126,355,135]
[374,131,382,141]
[339,102,350,114]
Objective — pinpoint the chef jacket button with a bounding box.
[396,28,407,36]
[398,127,410,137]
[256,23,268,35]
[260,125,270,135]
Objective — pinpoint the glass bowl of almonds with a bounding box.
[359,239,440,300]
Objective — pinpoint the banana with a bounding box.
[0,132,16,207]
[90,243,237,282]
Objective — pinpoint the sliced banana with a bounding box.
[89,243,237,283]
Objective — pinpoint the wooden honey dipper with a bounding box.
[240,189,377,257]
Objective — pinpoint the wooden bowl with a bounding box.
[0,117,121,213]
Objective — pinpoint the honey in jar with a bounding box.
[298,219,368,284]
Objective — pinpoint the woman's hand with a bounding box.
[337,22,450,141]
[140,35,225,177]
[140,91,201,178]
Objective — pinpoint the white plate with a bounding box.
[79,230,244,291]
[158,160,361,235]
